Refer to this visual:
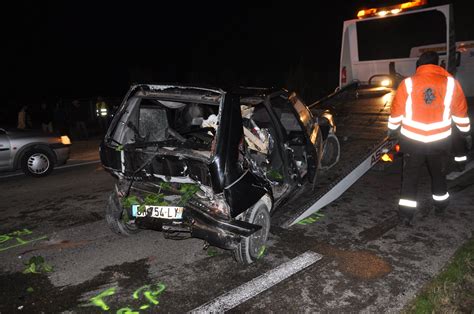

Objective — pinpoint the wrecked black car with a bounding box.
[100,84,339,264]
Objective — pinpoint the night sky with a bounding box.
[4,0,474,113]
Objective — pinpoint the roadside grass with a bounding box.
[403,236,474,313]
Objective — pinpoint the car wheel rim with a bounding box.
[249,209,268,257]
[27,153,50,174]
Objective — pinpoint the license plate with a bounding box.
[132,205,183,219]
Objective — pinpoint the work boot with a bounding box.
[398,206,415,227]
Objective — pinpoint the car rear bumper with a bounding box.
[133,203,261,250]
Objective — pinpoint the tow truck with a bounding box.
[272,0,461,227]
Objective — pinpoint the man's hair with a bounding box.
[416,51,439,68]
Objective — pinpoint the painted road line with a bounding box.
[0,160,101,178]
[447,160,474,181]
[189,251,322,313]
[56,160,101,170]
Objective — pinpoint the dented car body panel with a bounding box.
[100,84,337,250]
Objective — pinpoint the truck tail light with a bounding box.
[381,153,393,162]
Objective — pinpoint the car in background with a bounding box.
[100,84,339,264]
[0,128,71,177]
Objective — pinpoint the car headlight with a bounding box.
[60,135,71,145]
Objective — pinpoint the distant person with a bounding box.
[53,99,68,135]
[17,105,32,129]
[39,102,54,133]
[387,51,471,226]
[95,96,109,133]
[70,99,89,140]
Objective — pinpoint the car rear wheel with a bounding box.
[233,198,271,264]
[105,192,141,236]
[21,148,54,177]
[320,133,340,170]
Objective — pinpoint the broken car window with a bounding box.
[133,98,219,152]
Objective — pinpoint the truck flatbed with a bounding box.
[272,85,396,228]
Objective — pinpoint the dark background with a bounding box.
[4,0,474,126]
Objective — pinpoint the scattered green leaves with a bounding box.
[257,245,267,259]
[89,287,116,311]
[23,256,53,274]
[144,193,168,206]
[159,181,172,191]
[116,308,140,314]
[178,184,199,206]
[266,169,284,181]
[121,183,199,213]
[297,212,325,225]
[207,247,219,257]
[26,287,34,293]
[122,195,140,209]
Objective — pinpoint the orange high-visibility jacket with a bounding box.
[388,64,470,143]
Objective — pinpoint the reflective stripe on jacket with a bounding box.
[388,64,470,143]
[96,101,108,117]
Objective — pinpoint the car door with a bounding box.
[288,93,321,181]
[268,93,319,183]
[0,129,12,170]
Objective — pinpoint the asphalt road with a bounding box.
[0,143,473,313]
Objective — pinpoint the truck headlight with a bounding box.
[380,79,392,87]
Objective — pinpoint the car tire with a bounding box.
[320,133,340,170]
[233,198,271,264]
[105,192,141,236]
[21,148,55,177]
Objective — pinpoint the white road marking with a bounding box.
[56,160,101,170]
[189,251,322,313]
[446,160,474,180]
[0,160,101,178]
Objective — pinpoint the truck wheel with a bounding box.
[105,192,140,236]
[233,199,271,264]
[21,148,54,177]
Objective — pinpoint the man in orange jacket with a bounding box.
[388,51,471,225]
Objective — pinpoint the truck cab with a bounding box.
[409,41,474,97]
[339,1,463,91]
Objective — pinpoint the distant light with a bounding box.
[357,10,365,18]
[395,144,400,152]
[381,79,392,87]
[378,10,388,16]
[391,9,402,14]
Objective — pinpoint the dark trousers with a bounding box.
[401,152,448,209]
[452,128,468,169]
